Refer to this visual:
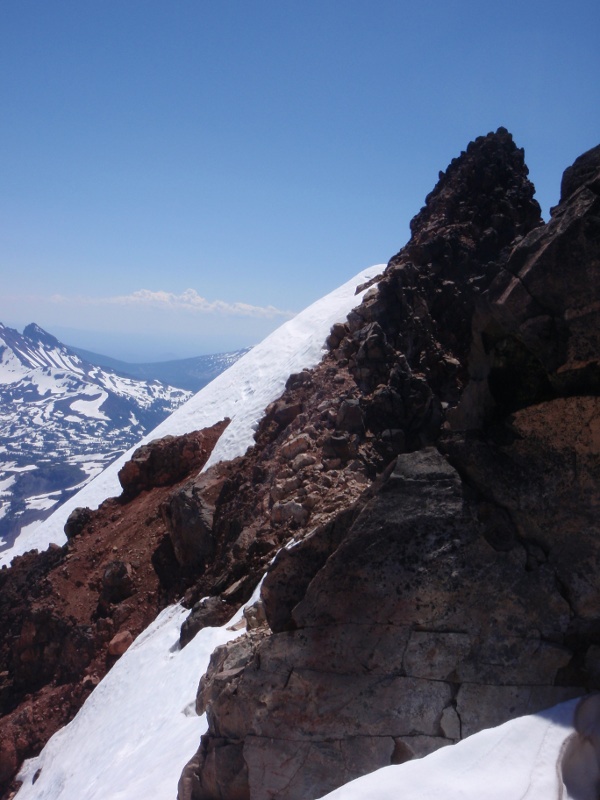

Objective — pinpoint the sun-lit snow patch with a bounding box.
[25,493,62,512]
[0,474,16,492]
[1,265,383,565]
[69,391,110,420]
[27,374,54,395]
[0,349,29,384]
[316,700,579,800]
[11,517,46,542]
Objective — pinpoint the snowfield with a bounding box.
[317,702,580,800]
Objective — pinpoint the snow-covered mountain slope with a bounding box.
[0,323,191,551]
[0,265,381,567]
[13,590,259,800]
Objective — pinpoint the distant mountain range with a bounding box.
[0,323,246,551]
[68,345,252,392]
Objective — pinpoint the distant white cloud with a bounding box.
[49,289,294,319]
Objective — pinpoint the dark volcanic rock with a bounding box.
[560,142,600,202]
[186,449,582,799]
[64,506,93,540]
[100,560,135,603]
[335,128,544,459]
[180,596,235,648]
[161,468,227,569]
[454,143,600,429]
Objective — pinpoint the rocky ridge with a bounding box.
[0,130,598,800]
[177,131,600,800]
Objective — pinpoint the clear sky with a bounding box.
[1,0,599,361]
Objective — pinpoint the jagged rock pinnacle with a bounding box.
[391,127,542,277]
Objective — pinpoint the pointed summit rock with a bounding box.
[22,322,62,348]
[400,127,542,275]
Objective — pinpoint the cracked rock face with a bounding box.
[184,450,582,800]
[179,134,600,800]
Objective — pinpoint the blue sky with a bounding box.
[1,0,599,361]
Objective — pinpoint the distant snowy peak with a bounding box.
[0,321,190,403]
[22,322,62,348]
[0,321,87,379]
[0,322,193,552]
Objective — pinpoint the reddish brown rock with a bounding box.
[0,739,17,789]
[118,421,229,500]
[108,630,134,656]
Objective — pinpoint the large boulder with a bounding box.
[118,421,229,500]
[184,447,585,799]
[161,468,227,569]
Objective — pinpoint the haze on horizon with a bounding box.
[1,0,599,362]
